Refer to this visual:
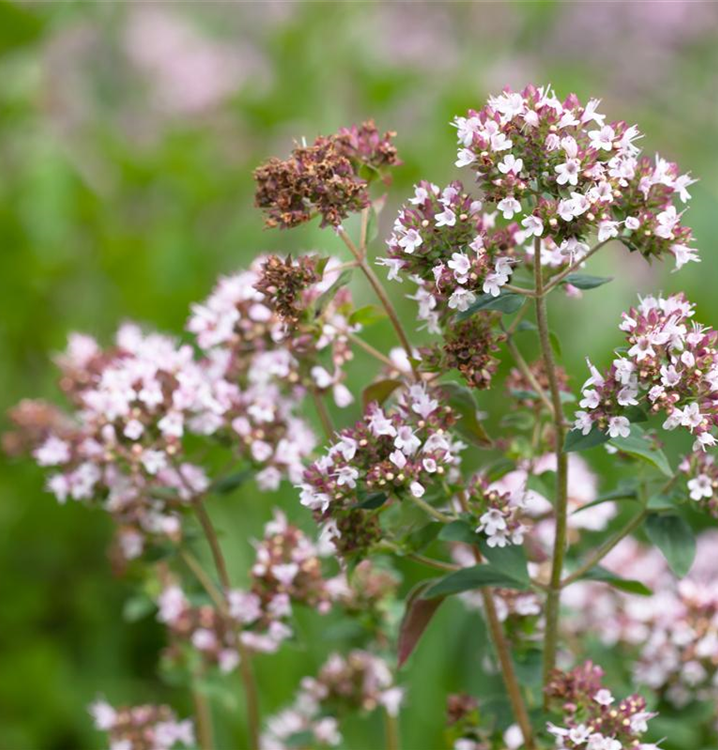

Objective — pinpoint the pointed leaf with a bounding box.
[456,291,525,320]
[438,519,478,545]
[440,382,492,447]
[563,425,610,453]
[610,425,672,477]
[397,582,445,668]
[422,565,529,599]
[362,378,402,410]
[645,514,696,577]
[477,540,530,584]
[349,305,386,327]
[579,566,653,596]
[563,273,613,290]
[211,468,253,494]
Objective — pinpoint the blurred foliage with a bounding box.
[2,2,718,748]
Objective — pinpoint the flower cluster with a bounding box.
[680,451,718,517]
[158,510,345,663]
[253,120,398,229]
[188,257,356,416]
[545,661,657,749]
[454,84,697,269]
[466,474,529,548]
[260,650,403,750]
[21,327,216,561]
[573,293,718,451]
[89,699,194,750]
[420,315,504,390]
[563,533,718,716]
[298,383,463,556]
[380,180,522,329]
[253,254,322,326]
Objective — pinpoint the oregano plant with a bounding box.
[9,86,718,750]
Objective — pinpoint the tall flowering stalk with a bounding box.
[8,89,718,749]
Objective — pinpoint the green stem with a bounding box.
[562,509,648,587]
[337,226,418,378]
[383,709,400,750]
[193,501,261,750]
[532,236,570,692]
[192,685,215,750]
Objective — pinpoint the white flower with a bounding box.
[455,148,476,167]
[478,508,507,536]
[410,481,425,498]
[598,220,620,242]
[448,252,471,283]
[434,207,456,227]
[574,411,594,436]
[34,436,71,466]
[398,228,423,254]
[588,124,616,151]
[521,215,544,237]
[607,416,630,439]
[395,426,421,456]
[555,158,581,186]
[448,287,476,312]
[593,689,614,706]
[688,474,713,501]
[498,154,523,175]
[497,197,521,219]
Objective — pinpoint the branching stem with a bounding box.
[532,236,570,692]
[192,500,261,750]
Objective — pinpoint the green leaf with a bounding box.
[404,522,441,552]
[610,425,672,477]
[563,425,610,452]
[122,594,155,623]
[477,540,530,584]
[572,485,639,514]
[645,514,696,577]
[354,491,388,510]
[623,405,648,423]
[422,564,529,598]
[549,331,562,358]
[0,1,44,57]
[349,304,386,327]
[456,291,526,320]
[440,382,492,447]
[646,493,685,512]
[563,273,613,290]
[397,582,445,668]
[211,468,253,494]
[579,566,653,596]
[515,320,538,333]
[362,378,402,410]
[314,269,353,314]
[438,519,478,546]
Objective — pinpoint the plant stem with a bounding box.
[503,331,555,419]
[532,236,570,692]
[454,493,535,749]
[561,509,648,587]
[192,685,215,750]
[337,226,418,377]
[311,388,335,441]
[407,493,454,524]
[543,239,609,294]
[480,590,536,749]
[192,500,261,750]
[348,332,398,369]
[383,710,400,750]
[503,283,536,297]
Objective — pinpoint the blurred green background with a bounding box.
[2,1,718,748]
